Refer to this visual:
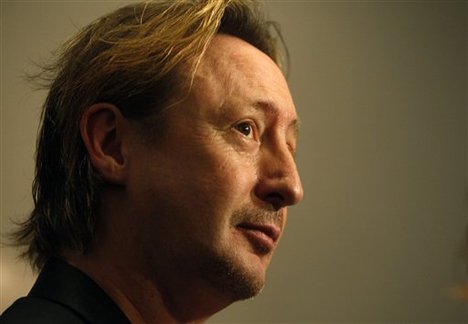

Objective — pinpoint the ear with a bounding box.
[80,103,128,185]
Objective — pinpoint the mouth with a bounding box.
[235,222,281,255]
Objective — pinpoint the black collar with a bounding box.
[30,258,130,324]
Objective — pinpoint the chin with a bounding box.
[199,244,270,302]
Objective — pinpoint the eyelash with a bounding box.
[287,143,296,157]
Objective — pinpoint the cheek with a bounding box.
[203,147,256,199]
[170,150,257,233]
[136,131,258,217]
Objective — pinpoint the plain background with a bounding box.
[1,1,467,322]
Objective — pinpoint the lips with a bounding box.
[236,222,281,254]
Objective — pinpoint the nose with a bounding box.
[254,144,304,211]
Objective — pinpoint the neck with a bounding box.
[62,235,232,323]
[62,192,234,322]
[64,251,176,323]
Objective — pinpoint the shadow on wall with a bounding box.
[453,226,468,300]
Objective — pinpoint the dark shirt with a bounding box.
[1,258,130,324]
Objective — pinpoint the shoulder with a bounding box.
[1,258,129,324]
[1,296,86,324]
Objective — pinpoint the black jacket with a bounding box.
[1,258,130,323]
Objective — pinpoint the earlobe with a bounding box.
[80,103,128,185]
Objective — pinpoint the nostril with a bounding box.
[264,193,285,211]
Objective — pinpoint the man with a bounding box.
[1,0,303,322]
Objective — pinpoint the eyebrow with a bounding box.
[254,100,300,138]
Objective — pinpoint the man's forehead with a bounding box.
[200,34,279,75]
[196,36,289,92]
[187,34,296,126]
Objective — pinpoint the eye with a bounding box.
[235,121,254,137]
[287,143,297,157]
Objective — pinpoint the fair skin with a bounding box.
[69,34,303,323]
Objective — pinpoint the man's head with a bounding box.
[14,0,302,316]
[114,33,303,308]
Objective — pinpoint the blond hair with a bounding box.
[13,0,286,270]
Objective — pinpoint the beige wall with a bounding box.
[1,1,467,322]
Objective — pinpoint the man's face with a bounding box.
[126,35,303,303]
